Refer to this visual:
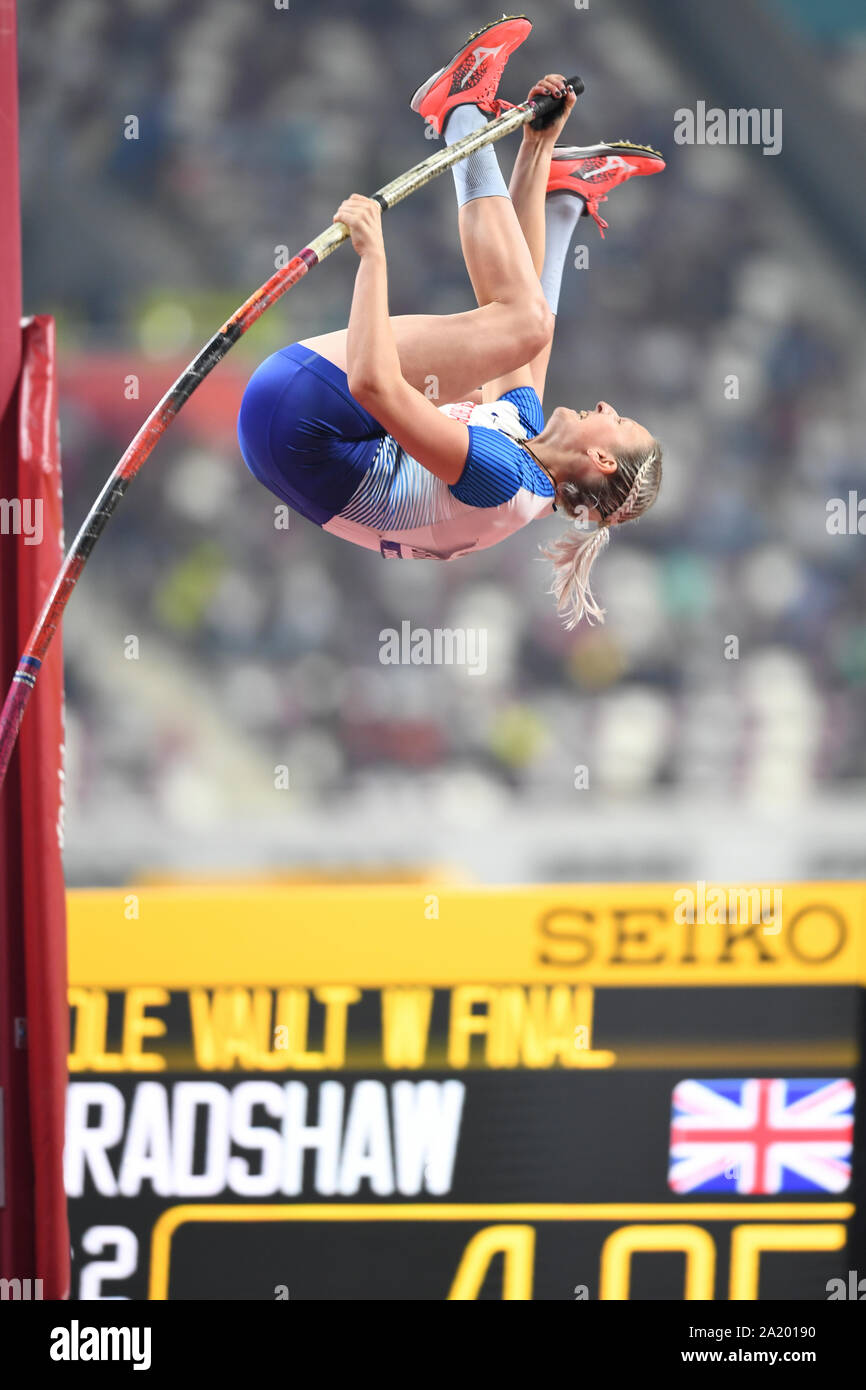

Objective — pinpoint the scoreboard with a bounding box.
[65,883,865,1300]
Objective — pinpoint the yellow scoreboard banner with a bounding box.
[68,880,866,988]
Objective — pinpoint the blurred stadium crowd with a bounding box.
[17,0,866,883]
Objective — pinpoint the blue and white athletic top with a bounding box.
[324,387,554,560]
[238,345,556,558]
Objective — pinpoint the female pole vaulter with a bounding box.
[238,16,665,627]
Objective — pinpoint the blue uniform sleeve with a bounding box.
[450,424,554,508]
[496,385,545,437]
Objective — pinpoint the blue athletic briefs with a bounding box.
[237,342,554,560]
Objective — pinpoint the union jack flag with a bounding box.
[668,1078,854,1195]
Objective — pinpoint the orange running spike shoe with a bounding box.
[410,15,532,136]
[547,141,666,237]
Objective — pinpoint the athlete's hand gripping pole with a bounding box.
[0,78,583,790]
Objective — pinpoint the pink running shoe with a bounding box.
[410,15,532,136]
[547,140,666,237]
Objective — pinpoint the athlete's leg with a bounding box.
[302,234,550,406]
[499,86,582,398]
[504,120,585,397]
[301,19,554,400]
[391,80,577,402]
[302,116,553,402]
[306,112,584,404]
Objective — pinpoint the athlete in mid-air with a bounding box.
[238,16,665,626]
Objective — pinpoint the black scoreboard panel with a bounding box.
[64,987,859,1299]
[155,1207,848,1302]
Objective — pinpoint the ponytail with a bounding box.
[543,521,612,629]
[541,442,663,629]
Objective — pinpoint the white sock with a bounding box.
[443,104,509,207]
[540,191,585,314]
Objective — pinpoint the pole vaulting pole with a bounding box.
[0,77,583,789]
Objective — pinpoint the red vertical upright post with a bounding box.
[0,0,31,1293]
[0,0,70,1300]
[17,315,69,1299]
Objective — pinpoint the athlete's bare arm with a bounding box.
[337,194,470,486]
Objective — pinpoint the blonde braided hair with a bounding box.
[541,443,662,629]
